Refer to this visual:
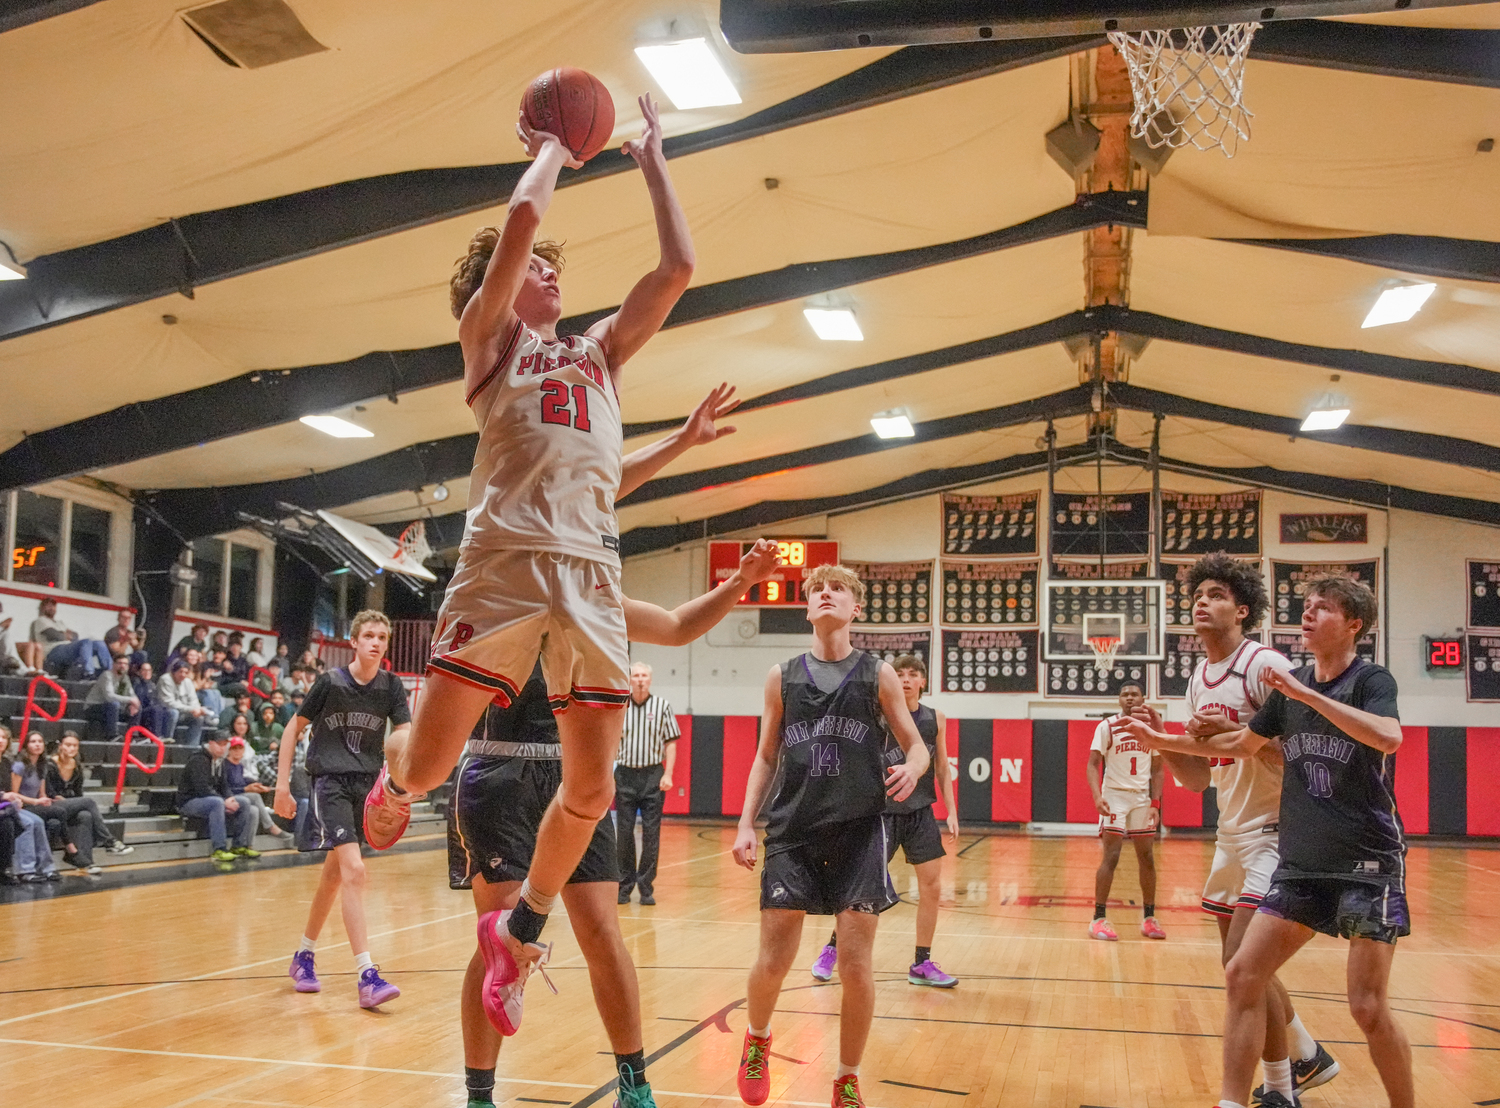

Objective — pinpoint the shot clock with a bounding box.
[1423,635,1464,672]
[707,539,839,606]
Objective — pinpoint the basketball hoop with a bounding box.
[395,520,435,570]
[1107,23,1259,157]
[1088,635,1122,675]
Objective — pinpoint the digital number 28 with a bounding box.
[540,380,593,432]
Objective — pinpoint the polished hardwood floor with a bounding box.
[2,824,1496,1107]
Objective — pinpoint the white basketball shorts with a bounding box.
[1098,787,1158,837]
[1202,827,1281,917]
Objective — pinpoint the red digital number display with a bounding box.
[707,539,840,606]
[1424,636,1463,670]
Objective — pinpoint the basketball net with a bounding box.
[1088,635,1122,675]
[395,520,434,570]
[1107,23,1259,157]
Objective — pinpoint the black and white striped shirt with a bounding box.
[618,694,680,768]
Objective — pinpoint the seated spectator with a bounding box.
[283,664,312,696]
[261,730,309,840]
[219,692,254,736]
[47,730,133,871]
[1,791,58,882]
[218,641,250,697]
[246,636,268,668]
[296,649,318,671]
[211,630,230,654]
[0,601,34,676]
[224,711,253,750]
[176,733,258,863]
[130,661,177,740]
[0,725,14,760]
[0,798,16,884]
[288,689,306,721]
[103,608,135,658]
[173,622,210,659]
[249,664,277,702]
[268,641,292,674]
[30,598,112,679]
[159,660,209,746]
[250,703,284,753]
[128,628,150,672]
[224,736,290,843]
[83,655,139,740]
[192,649,226,716]
[10,731,78,868]
[268,688,294,726]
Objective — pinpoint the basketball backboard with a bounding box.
[1043,579,1165,664]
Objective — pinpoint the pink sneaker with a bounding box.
[1141,916,1166,940]
[476,908,556,1035]
[362,764,424,851]
[1089,917,1119,941]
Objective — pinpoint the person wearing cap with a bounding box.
[159,659,211,746]
[225,735,289,843]
[176,733,259,863]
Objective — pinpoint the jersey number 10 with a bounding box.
[809,742,841,777]
[539,380,593,432]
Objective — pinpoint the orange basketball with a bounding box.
[521,67,615,163]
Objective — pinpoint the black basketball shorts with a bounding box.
[447,752,619,890]
[885,807,946,867]
[760,814,897,916]
[1259,876,1411,945]
[298,771,377,852]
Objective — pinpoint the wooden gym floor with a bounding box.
[2,823,1496,1108]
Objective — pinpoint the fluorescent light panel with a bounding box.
[1300,408,1349,432]
[871,410,915,439]
[0,258,25,281]
[1361,283,1435,328]
[803,308,863,341]
[300,414,373,438]
[634,38,741,110]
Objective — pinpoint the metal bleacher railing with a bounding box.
[19,672,68,739]
[111,725,166,812]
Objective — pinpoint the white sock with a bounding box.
[836,1064,858,1078]
[1263,1058,1293,1100]
[748,1025,770,1039]
[1287,1013,1317,1062]
[354,951,374,972]
[1217,1101,1247,1108]
[519,878,557,917]
[298,935,316,953]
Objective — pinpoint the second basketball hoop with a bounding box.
[1107,22,1259,157]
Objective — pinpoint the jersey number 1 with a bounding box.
[809,742,841,777]
[539,380,593,432]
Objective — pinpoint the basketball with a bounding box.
[521,67,615,162]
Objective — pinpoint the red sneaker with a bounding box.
[736,1029,772,1106]
[832,1074,865,1108]
[476,909,556,1035]
[1141,916,1167,940]
[1089,917,1118,941]
[362,764,423,850]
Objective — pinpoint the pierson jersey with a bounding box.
[1091,715,1154,795]
[462,321,624,567]
[886,704,939,814]
[1187,637,1295,835]
[765,651,889,851]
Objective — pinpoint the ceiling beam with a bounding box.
[1232,233,1500,285]
[0,37,1092,343]
[1249,20,1500,89]
[0,194,1143,492]
[0,0,101,34]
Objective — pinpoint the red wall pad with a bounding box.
[991,719,1033,823]
[720,716,760,817]
[1158,721,1204,828]
[1066,720,1100,824]
[1394,726,1428,835]
[1467,728,1500,837]
[933,718,960,821]
[664,715,692,816]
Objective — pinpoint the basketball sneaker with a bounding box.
[908,959,958,987]
[363,763,426,850]
[1089,918,1118,941]
[476,908,556,1036]
[736,1030,771,1106]
[358,965,400,1008]
[1140,916,1166,940]
[288,950,320,993]
[1253,1043,1339,1101]
[810,944,838,981]
[832,1074,865,1108]
[1256,1092,1299,1108]
[613,1065,657,1108]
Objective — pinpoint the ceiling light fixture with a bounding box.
[1361,282,1436,328]
[803,308,863,341]
[634,38,741,110]
[1300,407,1350,432]
[431,484,450,502]
[870,409,915,439]
[300,414,374,438]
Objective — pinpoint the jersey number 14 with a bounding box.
[539,380,593,432]
[809,742,841,777]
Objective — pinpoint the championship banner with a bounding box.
[1162,556,1264,627]
[940,560,1039,626]
[1049,557,1153,581]
[939,629,1039,694]
[850,629,932,672]
[1158,630,1263,698]
[1467,632,1500,702]
[1160,489,1261,556]
[1270,560,1379,627]
[1269,630,1378,669]
[1468,560,1500,629]
[1050,491,1152,560]
[847,560,932,626]
[941,491,1039,557]
[1045,656,1150,699]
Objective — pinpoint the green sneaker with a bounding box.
[466,1102,494,1108]
[212,849,236,862]
[614,1073,657,1108]
[231,846,261,858]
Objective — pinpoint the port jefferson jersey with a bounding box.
[1187,637,1296,835]
[462,320,624,567]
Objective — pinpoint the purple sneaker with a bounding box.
[358,965,400,1008]
[810,943,837,981]
[288,950,320,993]
[908,958,958,988]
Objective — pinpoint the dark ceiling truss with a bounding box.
[1248,19,1500,89]
[0,0,99,34]
[1233,233,1500,285]
[0,192,1147,491]
[0,37,1095,343]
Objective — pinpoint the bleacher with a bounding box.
[2,673,444,870]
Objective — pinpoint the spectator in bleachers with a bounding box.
[283,664,312,696]
[296,649,318,671]
[250,665,276,702]
[0,725,15,760]
[173,623,210,658]
[263,728,309,840]
[0,798,17,884]
[84,655,139,739]
[193,649,225,716]
[220,692,253,735]
[176,732,258,863]
[159,660,209,745]
[0,790,57,882]
[0,601,33,676]
[250,703,284,752]
[219,640,250,696]
[224,735,289,843]
[246,637,268,668]
[129,661,176,740]
[47,730,133,871]
[10,731,78,868]
[269,642,292,674]
[288,689,306,721]
[30,598,112,679]
[225,711,253,750]
[103,608,135,658]
[128,628,149,671]
[211,630,229,654]
[269,688,294,726]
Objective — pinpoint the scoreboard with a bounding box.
[707,539,840,606]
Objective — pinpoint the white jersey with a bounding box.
[462,321,623,567]
[1091,715,1154,795]
[1187,637,1296,836]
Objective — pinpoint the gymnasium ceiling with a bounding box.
[2,0,1500,554]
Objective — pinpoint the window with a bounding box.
[182,534,268,622]
[188,538,224,615]
[227,545,259,621]
[67,503,112,597]
[13,491,63,588]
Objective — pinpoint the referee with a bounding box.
[615,661,679,906]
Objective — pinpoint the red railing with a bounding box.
[247,665,279,701]
[112,725,166,809]
[389,620,434,676]
[18,673,67,740]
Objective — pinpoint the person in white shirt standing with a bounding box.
[615,662,680,906]
[1086,681,1165,941]
[1117,553,1339,1107]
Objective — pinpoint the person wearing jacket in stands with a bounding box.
[47,730,133,870]
[159,660,210,746]
[177,733,259,863]
[83,655,138,740]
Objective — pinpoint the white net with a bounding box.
[396,520,434,569]
[1107,23,1259,157]
[1088,636,1122,675]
